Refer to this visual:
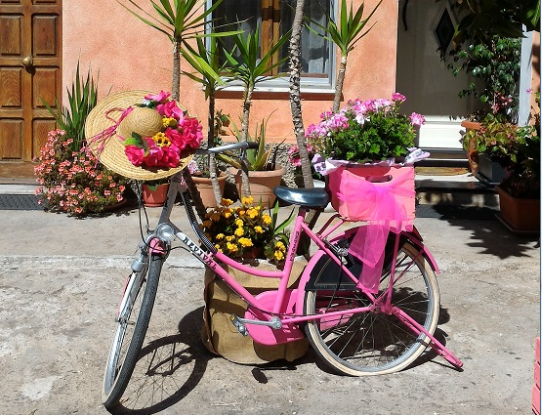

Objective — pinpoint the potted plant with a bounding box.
[141,178,170,207]
[448,30,522,174]
[495,95,540,232]
[220,24,291,198]
[306,93,425,164]
[34,63,129,216]
[217,115,285,209]
[200,196,308,363]
[461,113,522,184]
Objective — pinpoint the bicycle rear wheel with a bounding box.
[103,254,164,409]
[304,240,440,376]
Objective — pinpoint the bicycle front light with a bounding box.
[155,223,176,242]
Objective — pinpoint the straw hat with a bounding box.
[85,90,194,181]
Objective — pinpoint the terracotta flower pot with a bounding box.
[496,185,540,232]
[461,120,481,175]
[230,166,285,209]
[141,183,169,207]
[192,173,227,208]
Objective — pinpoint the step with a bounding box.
[415,170,499,208]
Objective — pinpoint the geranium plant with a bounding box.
[34,130,128,216]
[201,196,293,266]
[306,93,425,163]
[123,91,203,168]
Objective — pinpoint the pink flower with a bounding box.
[144,90,170,103]
[125,145,146,166]
[392,93,406,103]
[409,112,426,127]
[157,100,183,120]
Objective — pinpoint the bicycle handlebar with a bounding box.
[195,141,259,155]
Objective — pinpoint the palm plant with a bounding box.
[222,24,291,196]
[183,34,230,205]
[308,0,382,112]
[120,0,237,100]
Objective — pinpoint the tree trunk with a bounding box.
[289,0,319,248]
[289,0,313,189]
[172,41,181,101]
[239,83,254,198]
[333,54,348,113]
[182,169,206,222]
[207,94,222,205]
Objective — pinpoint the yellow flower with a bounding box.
[241,196,254,206]
[247,208,258,219]
[153,132,171,147]
[223,211,232,219]
[221,198,234,206]
[262,214,272,225]
[214,244,222,252]
[234,227,244,237]
[226,242,238,252]
[226,235,236,242]
[254,225,263,234]
[238,237,253,247]
[215,233,224,240]
[235,219,244,227]
[238,209,245,217]
[162,117,177,128]
[274,250,284,261]
[276,241,286,251]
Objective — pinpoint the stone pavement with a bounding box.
[0,189,540,414]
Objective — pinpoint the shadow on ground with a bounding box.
[420,204,539,259]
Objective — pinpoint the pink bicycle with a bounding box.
[102,142,463,410]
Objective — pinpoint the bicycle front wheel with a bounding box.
[103,254,164,409]
[304,240,440,376]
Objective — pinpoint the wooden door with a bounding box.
[0,0,61,163]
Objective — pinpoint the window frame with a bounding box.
[205,0,336,92]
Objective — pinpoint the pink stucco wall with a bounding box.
[63,0,397,143]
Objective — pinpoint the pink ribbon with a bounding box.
[85,107,133,164]
[328,166,415,293]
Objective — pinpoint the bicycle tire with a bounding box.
[304,240,440,376]
[102,254,164,409]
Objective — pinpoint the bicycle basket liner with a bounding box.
[85,90,196,181]
[327,165,415,228]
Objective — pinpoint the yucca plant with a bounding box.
[307,0,382,112]
[182,34,231,205]
[222,24,291,196]
[120,0,239,101]
[217,114,281,172]
[41,61,97,152]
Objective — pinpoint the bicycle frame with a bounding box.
[145,170,462,368]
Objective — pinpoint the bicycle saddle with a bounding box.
[274,186,330,208]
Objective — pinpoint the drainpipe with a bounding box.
[518,28,533,127]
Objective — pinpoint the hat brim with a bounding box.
[85,90,193,181]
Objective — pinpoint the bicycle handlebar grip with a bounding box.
[198,141,259,155]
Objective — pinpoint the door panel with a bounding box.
[0,0,61,162]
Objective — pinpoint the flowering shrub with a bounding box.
[34,130,129,216]
[123,91,203,168]
[201,196,290,266]
[287,144,316,168]
[306,93,425,163]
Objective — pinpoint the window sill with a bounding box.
[216,85,336,95]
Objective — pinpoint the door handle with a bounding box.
[22,56,33,68]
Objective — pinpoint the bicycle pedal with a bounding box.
[230,315,249,336]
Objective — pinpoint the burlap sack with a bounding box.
[201,257,309,364]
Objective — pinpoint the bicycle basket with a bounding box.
[326,165,415,227]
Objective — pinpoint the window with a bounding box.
[210,0,334,90]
